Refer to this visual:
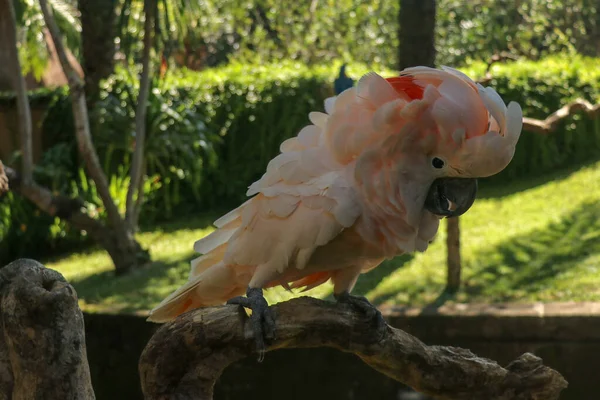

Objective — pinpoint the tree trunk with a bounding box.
[78,0,118,103]
[398,0,437,70]
[398,0,462,293]
[445,216,461,293]
[39,0,149,274]
[126,0,154,231]
[0,259,95,399]
[0,0,33,184]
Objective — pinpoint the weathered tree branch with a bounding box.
[0,259,95,399]
[522,99,600,134]
[0,0,33,184]
[39,0,150,273]
[38,0,126,238]
[126,0,154,230]
[139,297,567,400]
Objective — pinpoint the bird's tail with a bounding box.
[147,260,246,323]
[148,201,251,323]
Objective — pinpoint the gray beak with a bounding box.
[424,177,478,218]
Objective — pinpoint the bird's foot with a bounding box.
[334,292,387,333]
[227,287,275,362]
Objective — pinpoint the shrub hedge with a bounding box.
[1,55,599,263]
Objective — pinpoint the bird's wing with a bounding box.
[191,111,362,284]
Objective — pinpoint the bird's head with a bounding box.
[326,66,522,223]
[387,66,522,218]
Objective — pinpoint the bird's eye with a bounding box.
[432,157,445,169]
[441,197,449,211]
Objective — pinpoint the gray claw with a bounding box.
[334,292,387,331]
[227,287,275,361]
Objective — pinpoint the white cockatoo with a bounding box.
[148,66,523,355]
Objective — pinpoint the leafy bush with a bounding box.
[110,0,600,70]
[437,0,599,66]
[163,61,375,206]
[90,67,220,219]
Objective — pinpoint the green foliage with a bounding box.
[437,0,600,66]
[116,0,398,69]
[116,0,600,71]
[10,0,600,81]
[12,0,81,79]
[158,61,377,206]
[11,0,600,80]
[90,66,221,218]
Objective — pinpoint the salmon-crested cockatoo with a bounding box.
[148,66,523,355]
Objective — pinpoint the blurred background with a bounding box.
[1,0,600,399]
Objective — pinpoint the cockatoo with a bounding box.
[148,66,523,355]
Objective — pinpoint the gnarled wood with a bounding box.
[0,259,95,399]
[139,297,568,400]
[522,99,600,134]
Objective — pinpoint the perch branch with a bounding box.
[139,297,567,400]
[0,259,95,399]
[522,99,600,134]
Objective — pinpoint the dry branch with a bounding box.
[522,99,600,134]
[38,0,124,236]
[0,259,95,399]
[38,0,149,273]
[0,0,33,184]
[126,0,154,230]
[139,297,567,400]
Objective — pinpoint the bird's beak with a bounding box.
[424,177,478,218]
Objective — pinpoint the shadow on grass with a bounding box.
[461,199,600,301]
[69,249,196,314]
[368,199,600,307]
[478,156,600,200]
[320,254,415,302]
[138,210,222,234]
[355,254,415,295]
[62,193,600,313]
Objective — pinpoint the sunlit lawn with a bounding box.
[45,159,600,315]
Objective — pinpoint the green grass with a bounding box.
[45,159,600,315]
